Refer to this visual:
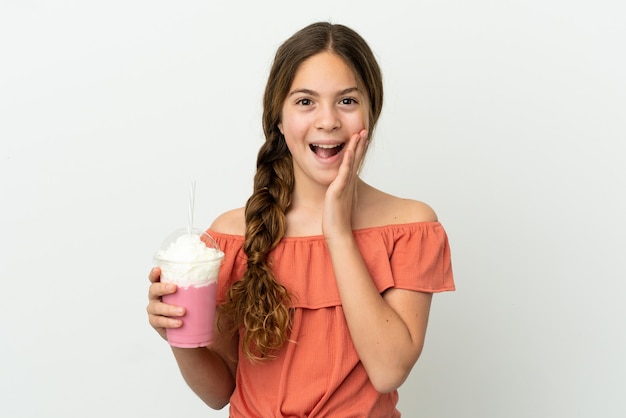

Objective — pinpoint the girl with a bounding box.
[147,21,454,417]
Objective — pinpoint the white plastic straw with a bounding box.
[187,180,196,235]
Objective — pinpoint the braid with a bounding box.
[220,132,294,361]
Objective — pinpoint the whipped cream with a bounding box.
[155,232,224,287]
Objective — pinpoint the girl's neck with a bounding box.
[290,185,326,213]
[284,178,368,237]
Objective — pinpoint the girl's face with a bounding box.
[278,52,368,188]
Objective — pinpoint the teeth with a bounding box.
[312,144,342,149]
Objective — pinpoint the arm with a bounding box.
[325,235,432,393]
[147,267,238,408]
[170,341,237,409]
[323,131,434,393]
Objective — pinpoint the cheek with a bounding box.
[349,111,368,131]
[358,98,370,129]
[281,115,308,137]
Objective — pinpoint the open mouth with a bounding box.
[309,143,345,158]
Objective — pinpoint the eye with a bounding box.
[296,98,313,106]
[340,97,358,105]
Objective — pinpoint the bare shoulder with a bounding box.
[209,207,246,235]
[394,196,438,224]
[357,182,438,228]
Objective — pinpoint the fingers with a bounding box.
[148,266,161,283]
[148,303,184,331]
[340,129,368,180]
[147,268,184,339]
[323,130,367,237]
[345,129,366,154]
[147,290,184,336]
[354,130,369,170]
[147,267,183,314]
[147,281,184,313]
[337,143,355,180]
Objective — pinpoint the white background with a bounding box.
[1,1,625,417]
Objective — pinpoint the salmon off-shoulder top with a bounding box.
[208,221,455,418]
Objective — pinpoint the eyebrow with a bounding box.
[287,87,360,97]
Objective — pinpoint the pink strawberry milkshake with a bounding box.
[154,229,224,348]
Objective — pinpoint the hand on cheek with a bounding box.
[322,130,368,239]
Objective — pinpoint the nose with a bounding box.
[314,104,341,131]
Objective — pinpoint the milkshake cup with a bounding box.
[154,228,224,348]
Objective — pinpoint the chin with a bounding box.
[316,173,340,187]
